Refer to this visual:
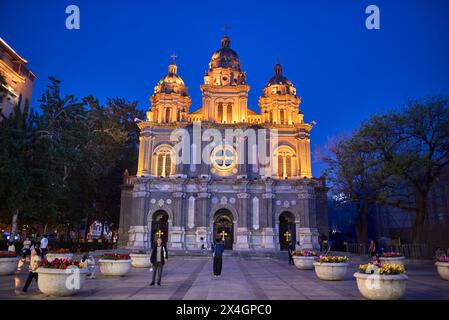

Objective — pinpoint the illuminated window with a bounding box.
[154,146,174,177]
[211,144,237,174]
[276,148,295,178]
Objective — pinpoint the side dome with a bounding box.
[154,63,188,97]
[209,36,242,70]
[263,64,297,97]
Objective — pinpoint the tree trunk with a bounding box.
[355,202,368,244]
[411,191,427,243]
[11,209,19,239]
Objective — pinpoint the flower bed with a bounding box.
[99,253,131,276]
[46,249,73,262]
[292,251,318,270]
[354,262,408,300]
[379,252,405,267]
[130,251,151,268]
[435,256,449,281]
[0,252,19,275]
[313,256,349,281]
[37,258,88,296]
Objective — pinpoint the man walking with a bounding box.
[40,235,48,260]
[212,238,225,277]
[150,237,168,286]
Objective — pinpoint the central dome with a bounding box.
[209,36,241,70]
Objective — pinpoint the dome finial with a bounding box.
[274,63,283,76]
[168,53,178,74]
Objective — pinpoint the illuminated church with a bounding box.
[118,35,328,251]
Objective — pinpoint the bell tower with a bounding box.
[259,64,303,125]
[146,59,191,123]
[200,35,250,123]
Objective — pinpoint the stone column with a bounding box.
[169,191,185,250]
[297,186,319,250]
[194,192,211,250]
[261,192,275,249]
[236,192,250,250]
[127,182,150,250]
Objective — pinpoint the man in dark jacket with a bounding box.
[212,238,225,277]
[287,241,295,265]
[150,237,168,286]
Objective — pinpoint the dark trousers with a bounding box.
[288,255,294,265]
[152,262,164,284]
[40,248,47,260]
[23,271,38,292]
[213,256,223,276]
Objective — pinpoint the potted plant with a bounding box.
[379,252,405,267]
[46,248,73,262]
[313,256,349,281]
[435,256,449,281]
[37,258,88,296]
[354,261,408,300]
[292,250,319,270]
[130,250,151,268]
[0,252,19,275]
[98,253,132,276]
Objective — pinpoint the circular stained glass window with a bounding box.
[211,144,237,172]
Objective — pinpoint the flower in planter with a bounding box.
[315,255,349,263]
[381,252,403,258]
[436,256,449,263]
[359,262,405,275]
[100,253,130,260]
[40,258,85,270]
[0,252,17,258]
[293,250,318,257]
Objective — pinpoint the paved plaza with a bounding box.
[1,254,448,300]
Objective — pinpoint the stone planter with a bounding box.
[0,257,19,275]
[130,254,151,268]
[313,262,348,281]
[46,253,73,262]
[379,256,405,267]
[354,272,408,300]
[293,256,316,270]
[435,262,449,281]
[37,267,88,297]
[99,259,132,276]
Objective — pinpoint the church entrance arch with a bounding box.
[279,211,296,250]
[151,210,169,248]
[213,209,234,250]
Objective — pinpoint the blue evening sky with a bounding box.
[1,0,449,176]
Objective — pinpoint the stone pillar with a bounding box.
[170,192,185,249]
[127,182,150,250]
[297,186,319,250]
[261,192,276,249]
[236,192,250,250]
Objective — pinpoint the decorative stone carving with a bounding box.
[237,193,249,199]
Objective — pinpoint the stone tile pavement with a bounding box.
[1,255,448,300]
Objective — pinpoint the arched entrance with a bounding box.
[213,209,234,250]
[151,210,169,248]
[279,212,296,251]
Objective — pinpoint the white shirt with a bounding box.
[40,237,48,249]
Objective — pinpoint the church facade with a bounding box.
[118,35,328,251]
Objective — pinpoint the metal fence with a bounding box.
[346,243,434,259]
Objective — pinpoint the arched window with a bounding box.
[217,102,223,123]
[279,109,285,124]
[226,103,233,123]
[275,147,296,179]
[165,108,171,122]
[154,146,174,177]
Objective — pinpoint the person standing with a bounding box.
[212,238,225,277]
[40,235,48,260]
[21,249,41,294]
[7,241,16,253]
[22,237,32,261]
[150,237,168,286]
[287,241,295,265]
